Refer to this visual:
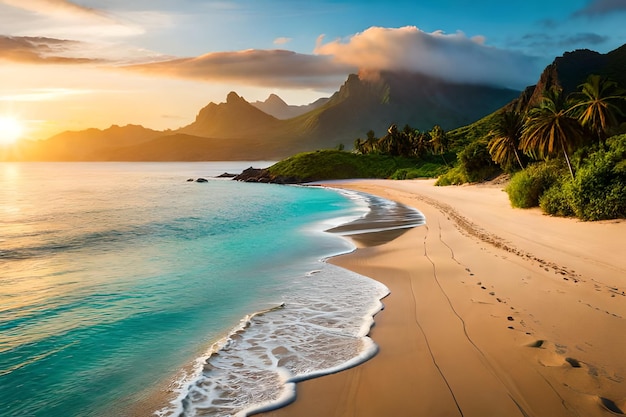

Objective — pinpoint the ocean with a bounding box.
[0,162,423,417]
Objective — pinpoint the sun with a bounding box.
[0,116,24,145]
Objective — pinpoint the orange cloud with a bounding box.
[315,26,539,88]
[0,35,99,64]
[126,49,352,89]
[273,37,292,45]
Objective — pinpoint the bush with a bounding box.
[567,136,626,220]
[457,140,501,182]
[506,161,564,208]
[539,183,575,217]
[535,134,626,220]
[435,165,467,186]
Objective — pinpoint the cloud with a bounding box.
[273,37,292,45]
[513,32,609,53]
[0,0,144,38]
[126,49,353,89]
[0,87,92,102]
[314,26,540,89]
[573,0,626,17]
[0,35,99,64]
[1,0,110,20]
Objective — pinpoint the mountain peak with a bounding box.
[265,93,287,106]
[226,91,243,104]
[250,93,328,119]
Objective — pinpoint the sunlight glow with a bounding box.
[0,116,23,145]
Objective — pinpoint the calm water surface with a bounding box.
[0,162,419,417]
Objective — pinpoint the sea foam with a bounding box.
[156,263,388,417]
[156,187,423,417]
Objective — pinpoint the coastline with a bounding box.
[255,178,626,417]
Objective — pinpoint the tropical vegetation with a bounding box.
[266,149,446,183]
[268,73,626,221]
[447,74,626,220]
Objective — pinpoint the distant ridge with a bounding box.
[251,94,330,119]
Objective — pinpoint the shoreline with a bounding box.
[255,178,626,417]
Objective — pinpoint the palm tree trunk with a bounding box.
[514,149,524,170]
[563,148,575,179]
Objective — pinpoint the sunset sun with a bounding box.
[0,116,23,145]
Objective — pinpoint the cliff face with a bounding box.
[508,45,626,113]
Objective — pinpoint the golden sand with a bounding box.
[256,179,626,417]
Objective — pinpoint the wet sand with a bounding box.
[256,179,626,417]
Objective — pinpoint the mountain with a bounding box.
[176,71,520,155]
[508,44,626,113]
[14,124,163,161]
[6,71,521,161]
[251,94,330,119]
[283,72,520,148]
[179,91,281,138]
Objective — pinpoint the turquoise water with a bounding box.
[0,163,416,417]
[0,162,419,417]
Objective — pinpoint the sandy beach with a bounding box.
[256,178,626,417]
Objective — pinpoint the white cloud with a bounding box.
[314,26,540,89]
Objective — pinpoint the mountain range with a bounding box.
[6,43,626,162]
[251,94,330,119]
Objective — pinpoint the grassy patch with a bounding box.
[267,149,432,182]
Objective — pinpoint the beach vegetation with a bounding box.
[539,182,576,217]
[568,74,626,147]
[487,110,525,171]
[353,123,453,161]
[434,165,467,185]
[565,134,626,220]
[506,160,565,208]
[510,134,626,220]
[434,73,626,220]
[520,87,585,178]
[267,149,431,182]
[458,139,501,182]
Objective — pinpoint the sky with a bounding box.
[1,0,626,141]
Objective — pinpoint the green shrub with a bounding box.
[567,136,626,220]
[539,183,575,217]
[506,161,564,208]
[435,165,467,186]
[535,134,626,220]
[457,140,501,182]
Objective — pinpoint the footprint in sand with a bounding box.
[599,397,625,415]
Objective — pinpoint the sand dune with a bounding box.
[256,179,626,417]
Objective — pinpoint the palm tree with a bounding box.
[567,74,626,147]
[429,125,449,165]
[354,138,365,154]
[364,129,378,154]
[520,88,585,178]
[488,110,525,170]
